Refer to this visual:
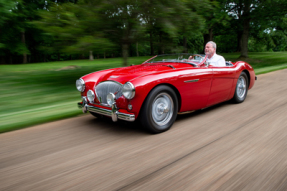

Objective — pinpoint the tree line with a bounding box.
[0,0,286,65]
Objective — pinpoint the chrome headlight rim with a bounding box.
[87,90,95,103]
[122,82,135,99]
[76,78,85,92]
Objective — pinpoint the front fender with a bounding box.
[128,71,181,118]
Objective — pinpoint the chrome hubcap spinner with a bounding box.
[152,93,174,127]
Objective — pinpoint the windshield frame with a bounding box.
[142,54,207,67]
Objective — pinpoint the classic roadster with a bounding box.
[77,54,256,133]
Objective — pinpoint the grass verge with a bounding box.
[1,52,287,133]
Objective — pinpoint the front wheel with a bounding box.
[233,72,249,103]
[140,85,178,134]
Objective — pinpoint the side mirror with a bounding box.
[205,61,210,67]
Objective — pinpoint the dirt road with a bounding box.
[1,69,287,191]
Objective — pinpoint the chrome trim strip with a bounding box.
[166,65,175,69]
[184,79,199,83]
[97,80,123,86]
[178,110,195,115]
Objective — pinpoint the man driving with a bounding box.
[204,41,226,66]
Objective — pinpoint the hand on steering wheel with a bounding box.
[192,54,204,59]
[188,54,204,60]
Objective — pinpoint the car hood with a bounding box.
[94,63,194,84]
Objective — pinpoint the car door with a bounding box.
[178,67,213,111]
[206,65,236,106]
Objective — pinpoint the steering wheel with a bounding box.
[188,54,208,67]
[189,54,204,60]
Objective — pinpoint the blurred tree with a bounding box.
[140,0,210,55]
[34,1,121,62]
[0,0,16,28]
[0,0,18,63]
[197,0,230,53]
[0,0,54,64]
[225,0,287,58]
[171,0,209,53]
[99,0,146,65]
[34,0,212,65]
[266,12,287,51]
[1,0,287,64]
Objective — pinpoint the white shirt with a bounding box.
[206,53,226,67]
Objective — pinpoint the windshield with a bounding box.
[144,54,206,66]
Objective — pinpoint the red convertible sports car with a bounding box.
[77,54,256,133]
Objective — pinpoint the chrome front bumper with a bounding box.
[78,97,135,122]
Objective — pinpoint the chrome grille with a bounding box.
[95,81,123,104]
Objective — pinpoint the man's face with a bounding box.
[205,43,215,57]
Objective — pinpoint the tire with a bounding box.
[140,85,178,134]
[233,72,249,103]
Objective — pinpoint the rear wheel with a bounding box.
[233,72,248,103]
[140,85,178,134]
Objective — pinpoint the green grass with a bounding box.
[222,52,287,74]
[1,52,287,133]
[0,56,149,133]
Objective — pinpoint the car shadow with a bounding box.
[82,100,234,135]
[84,114,147,135]
[176,101,230,121]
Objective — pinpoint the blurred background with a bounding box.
[0,0,287,133]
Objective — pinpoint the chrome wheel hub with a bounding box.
[152,93,174,127]
[156,103,169,114]
[237,76,246,99]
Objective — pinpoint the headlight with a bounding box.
[87,90,95,103]
[76,78,85,92]
[122,82,135,99]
